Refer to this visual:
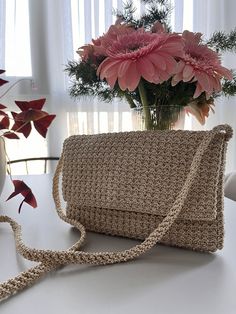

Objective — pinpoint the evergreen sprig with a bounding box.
[221,71,236,97]
[114,1,136,25]
[66,60,140,103]
[139,0,172,30]
[207,29,236,52]
[115,0,172,30]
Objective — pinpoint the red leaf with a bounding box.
[11,119,32,137]
[0,110,8,117]
[14,101,31,111]
[23,192,37,208]
[3,132,20,139]
[6,180,28,199]
[0,104,7,117]
[0,104,7,109]
[15,109,48,122]
[0,78,8,87]
[29,98,46,110]
[11,111,18,120]
[0,70,8,86]
[33,114,56,137]
[6,180,37,213]
[0,116,10,129]
[15,98,46,112]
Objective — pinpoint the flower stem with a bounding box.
[138,80,153,130]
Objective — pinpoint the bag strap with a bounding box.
[0,125,232,301]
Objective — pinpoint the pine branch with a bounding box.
[139,0,172,30]
[114,1,138,26]
[142,0,167,4]
[115,0,172,30]
[221,71,236,97]
[207,29,236,52]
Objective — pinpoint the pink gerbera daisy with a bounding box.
[186,100,215,125]
[172,30,233,98]
[97,29,184,91]
[77,21,135,62]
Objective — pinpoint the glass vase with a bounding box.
[132,104,185,131]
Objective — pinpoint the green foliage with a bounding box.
[66,60,138,103]
[139,0,172,31]
[115,0,172,30]
[221,71,236,97]
[207,29,236,52]
[143,79,197,108]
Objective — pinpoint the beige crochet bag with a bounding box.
[0,124,233,300]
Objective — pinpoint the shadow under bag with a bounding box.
[0,124,233,300]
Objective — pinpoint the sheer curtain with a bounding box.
[191,0,236,172]
[1,0,235,172]
[28,0,148,158]
[0,0,6,69]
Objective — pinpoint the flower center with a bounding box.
[106,32,157,59]
[185,54,215,74]
[126,43,146,52]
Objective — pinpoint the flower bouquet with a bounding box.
[0,70,56,212]
[66,0,236,130]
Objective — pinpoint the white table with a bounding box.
[0,175,236,314]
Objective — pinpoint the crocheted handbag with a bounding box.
[0,124,233,300]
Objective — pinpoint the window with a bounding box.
[71,0,145,58]
[6,128,48,175]
[4,0,31,76]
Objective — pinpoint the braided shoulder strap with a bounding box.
[0,125,232,301]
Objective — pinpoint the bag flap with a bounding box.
[62,130,225,221]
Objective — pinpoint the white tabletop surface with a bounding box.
[0,174,236,314]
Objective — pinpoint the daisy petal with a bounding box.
[193,83,203,98]
[183,65,194,81]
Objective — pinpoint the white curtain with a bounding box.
[191,0,236,172]
[28,0,73,157]
[0,0,6,69]
[27,0,151,159]
[1,0,235,172]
